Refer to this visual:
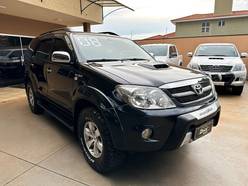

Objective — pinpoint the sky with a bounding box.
[91,0,248,39]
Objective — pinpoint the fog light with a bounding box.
[142,128,153,140]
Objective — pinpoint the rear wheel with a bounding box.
[77,107,126,173]
[232,86,244,96]
[26,83,43,114]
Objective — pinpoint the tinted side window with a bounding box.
[169,46,177,58]
[53,38,69,51]
[35,39,53,60]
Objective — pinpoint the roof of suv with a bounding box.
[40,28,119,37]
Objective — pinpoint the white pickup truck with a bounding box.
[187,43,247,95]
[141,44,183,66]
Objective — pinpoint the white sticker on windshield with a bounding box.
[77,37,102,47]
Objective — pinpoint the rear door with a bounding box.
[31,39,54,96]
[46,35,76,111]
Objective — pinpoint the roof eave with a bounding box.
[172,14,248,24]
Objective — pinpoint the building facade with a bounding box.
[0,0,130,36]
[172,0,248,38]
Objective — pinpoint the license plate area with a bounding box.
[193,120,214,140]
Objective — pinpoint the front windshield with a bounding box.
[195,45,239,57]
[142,45,168,56]
[73,34,153,62]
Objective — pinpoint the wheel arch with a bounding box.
[73,86,125,150]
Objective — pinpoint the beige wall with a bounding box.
[0,14,64,36]
[0,0,103,27]
[175,17,248,38]
[136,35,248,70]
[18,0,103,24]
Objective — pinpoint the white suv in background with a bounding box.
[142,44,183,66]
[187,43,247,95]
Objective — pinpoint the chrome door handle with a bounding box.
[47,68,52,73]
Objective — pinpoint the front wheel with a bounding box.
[232,86,244,96]
[77,107,126,173]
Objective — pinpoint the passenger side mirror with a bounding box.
[51,51,71,64]
[187,52,193,57]
[240,52,248,58]
[149,52,155,57]
[169,52,177,58]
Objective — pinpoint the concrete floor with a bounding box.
[0,84,247,186]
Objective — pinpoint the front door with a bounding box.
[46,36,76,111]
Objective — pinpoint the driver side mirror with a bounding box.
[241,52,248,58]
[51,51,71,64]
[187,52,193,57]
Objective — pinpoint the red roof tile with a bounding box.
[172,10,248,23]
[143,32,176,40]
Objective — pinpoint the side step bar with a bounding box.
[37,100,74,131]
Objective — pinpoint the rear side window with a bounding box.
[35,39,53,60]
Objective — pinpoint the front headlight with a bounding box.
[188,63,200,70]
[115,85,176,110]
[233,64,246,71]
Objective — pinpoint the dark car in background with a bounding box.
[25,29,221,173]
[0,48,27,79]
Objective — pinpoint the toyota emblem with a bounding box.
[192,84,203,95]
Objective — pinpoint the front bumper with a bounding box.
[113,100,221,152]
[205,71,246,87]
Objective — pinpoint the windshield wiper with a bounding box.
[87,58,150,63]
[196,55,210,56]
[120,58,150,61]
[87,59,121,62]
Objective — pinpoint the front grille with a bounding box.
[200,65,232,72]
[161,78,215,106]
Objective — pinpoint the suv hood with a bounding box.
[191,56,244,66]
[87,61,205,87]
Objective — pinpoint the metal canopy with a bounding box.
[81,0,134,13]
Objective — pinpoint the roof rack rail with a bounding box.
[40,27,72,36]
[98,32,119,36]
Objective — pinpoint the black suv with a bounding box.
[25,29,221,173]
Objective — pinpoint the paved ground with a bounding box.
[0,84,247,186]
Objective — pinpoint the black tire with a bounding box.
[232,86,244,96]
[26,83,43,114]
[77,107,126,173]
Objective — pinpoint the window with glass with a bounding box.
[201,21,210,33]
[73,34,153,62]
[218,20,225,27]
[195,45,239,57]
[142,45,168,56]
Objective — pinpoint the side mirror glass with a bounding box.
[241,52,248,58]
[52,51,71,63]
[187,52,193,57]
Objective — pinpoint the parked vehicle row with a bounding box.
[141,42,247,95]
[25,29,220,173]
[0,48,27,79]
